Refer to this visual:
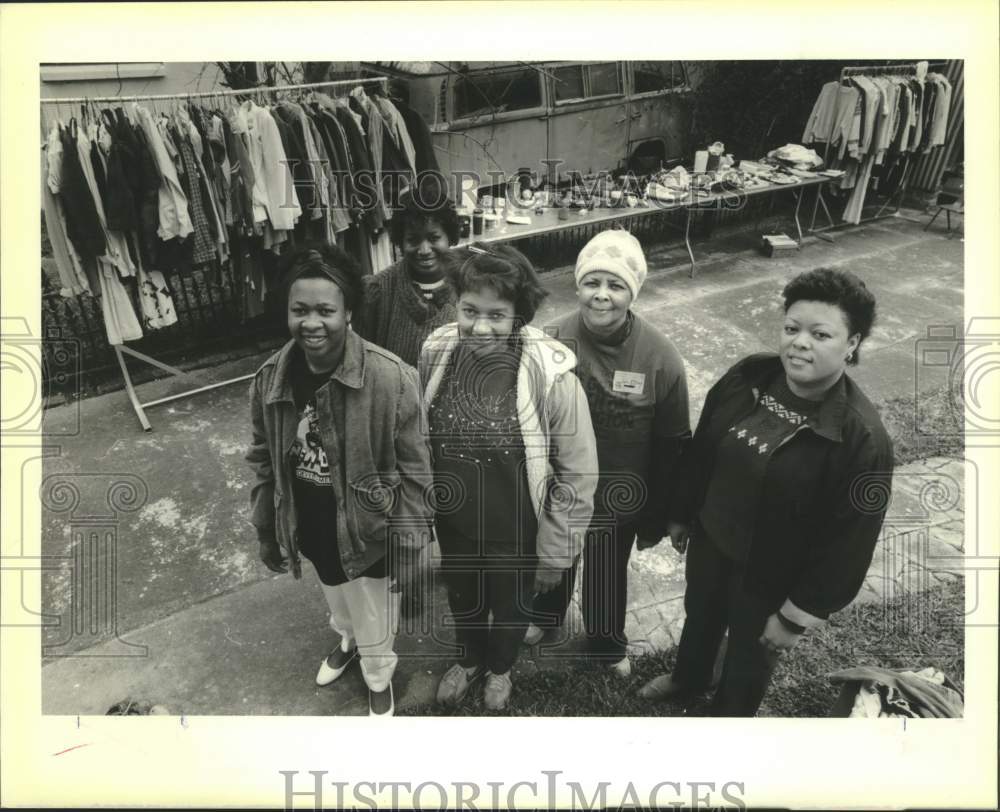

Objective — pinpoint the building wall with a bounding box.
[40,62,225,126]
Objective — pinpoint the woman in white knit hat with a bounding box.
[526,228,691,676]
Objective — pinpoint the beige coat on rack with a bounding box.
[241,99,302,231]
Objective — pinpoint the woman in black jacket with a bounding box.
[639,267,894,716]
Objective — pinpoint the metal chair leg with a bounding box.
[924,208,942,232]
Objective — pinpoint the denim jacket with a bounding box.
[246,330,434,580]
[669,353,894,626]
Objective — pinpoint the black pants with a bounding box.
[437,527,536,675]
[530,521,637,661]
[673,528,781,717]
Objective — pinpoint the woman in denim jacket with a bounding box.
[246,243,434,717]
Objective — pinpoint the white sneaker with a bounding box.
[523,624,545,646]
[608,657,632,678]
[484,671,513,711]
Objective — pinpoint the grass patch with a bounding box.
[400,580,963,717]
[879,386,965,465]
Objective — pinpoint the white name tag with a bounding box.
[612,370,646,395]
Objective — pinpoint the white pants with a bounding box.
[319,575,399,692]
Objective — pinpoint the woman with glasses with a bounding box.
[419,243,598,711]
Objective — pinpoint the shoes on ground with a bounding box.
[523,624,545,646]
[484,671,513,711]
[436,663,486,706]
[368,682,394,717]
[608,656,632,678]
[315,642,358,686]
[638,673,693,701]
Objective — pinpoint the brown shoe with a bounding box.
[436,663,486,707]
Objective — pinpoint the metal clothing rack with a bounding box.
[41,75,388,431]
[807,61,946,241]
[39,75,388,106]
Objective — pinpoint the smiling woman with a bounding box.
[353,173,462,368]
[419,243,598,712]
[287,276,352,373]
[639,267,893,717]
[247,242,435,717]
[528,229,691,675]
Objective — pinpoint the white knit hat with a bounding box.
[574,229,648,301]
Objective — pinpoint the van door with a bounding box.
[545,62,629,180]
[625,61,693,171]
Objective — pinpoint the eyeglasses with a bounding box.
[458,242,501,275]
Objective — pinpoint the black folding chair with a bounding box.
[924,170,964,235]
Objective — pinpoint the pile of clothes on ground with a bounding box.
[828,666,964,718]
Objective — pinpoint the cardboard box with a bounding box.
[761,233,799,257]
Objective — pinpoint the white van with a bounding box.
[372,61,693,192]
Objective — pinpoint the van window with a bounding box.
[552,65,584,101]
[553,62,623,103]
[452,68,543,118]
[632,60,687,93]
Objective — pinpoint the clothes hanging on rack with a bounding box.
[97,263,144,346]
[52,123,108,262]
[103,116,138,234]
[42,131,92,295]
[803,64,952,225]
[42,77,439,360]
[134,104,195,242]
[137,265,178,330]
[335,101,383,231]
[243,100,303,231]
[394,98,440,174]
[801,82,861,161]
[370,228,395,273]
[40,77,446,431]
[374,95,418,176]
[174,125,219,265]
[313,97,362,224]
[925,72,953,148]
[41,149,91,297]
[303,108,351,236]
[184,109,229,264]
[75,125,138,280]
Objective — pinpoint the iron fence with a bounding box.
[41,257,285,402]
